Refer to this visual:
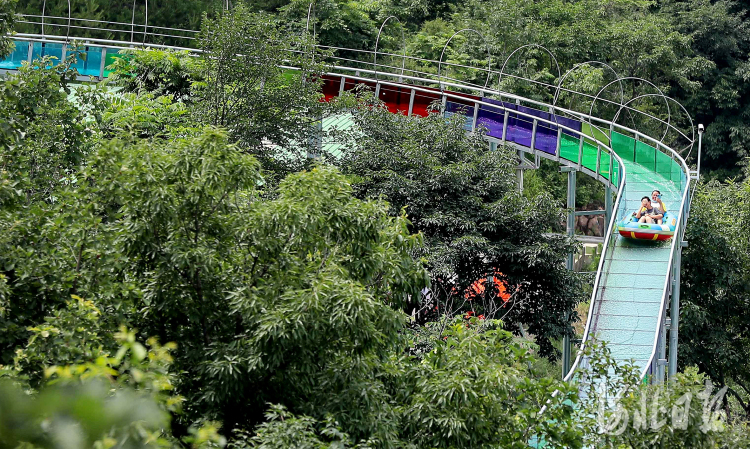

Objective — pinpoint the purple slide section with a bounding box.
[475,98,584,156]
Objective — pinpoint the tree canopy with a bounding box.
[2,0,750,447]
[336,99,583,358]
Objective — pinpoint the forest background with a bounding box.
[15,0,750,180]
[3,0,750,448]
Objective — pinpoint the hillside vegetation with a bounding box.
[2,0,750,447]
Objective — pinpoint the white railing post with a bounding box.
[472,102,479,131]
[501,110,509,145]
[99,47,107,79]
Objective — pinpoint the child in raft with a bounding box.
[635,196,664,224]
[651,189,666,223]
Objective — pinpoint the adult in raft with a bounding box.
[635,190,666,224]
[650,189,666,224]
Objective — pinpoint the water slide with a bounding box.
[1,16,694,386]
[572,145,689,382]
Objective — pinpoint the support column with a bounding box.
[668,241,684,378]
[316,118,323,155]
[657,313,667,383]
[517,169,524,193]
[308,117,322,158]
[561,166,576,377]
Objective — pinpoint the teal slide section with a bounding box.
[587,159,682,371]
[574,131,687,378]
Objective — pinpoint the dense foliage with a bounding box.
[681,178,750,421]
[337,99,583,357]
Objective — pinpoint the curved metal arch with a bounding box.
[131,0,137,42]
[40,0,72,40]
[129,0,149,44]
[553,61,624,107]
[305,2,317,63]
[42,0,46,36]
[305,1,314,35]
[497,43,561,91]
[373,16,406,80]
[65,0,71,41]
[143,0,149,45]
[612,93,696,156]
[590,77,671,142]
[437,28,492,91]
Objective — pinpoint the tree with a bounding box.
[235,317,585,449]
[337,99,583,358]
[680,178,750,419]
[1,325,226,449]
[665,0,750,178]
[0,0,15,60]
[14,0,221,40]
[108,49,198,102]
[574,340,749,448]
[66,129,428,435]
[193,4,333,177]
[0,53,103,204]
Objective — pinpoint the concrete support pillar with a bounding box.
[99,47,107,80]
[316,118,323,154]
[308,117,322,158]
[472,102,479,131]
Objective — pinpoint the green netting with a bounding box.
[560,134,580,164]
[103,49,123,77]
[611,131,635,162]
[600,151,611,180]
[581,142,598,173]
[655,150,673,180]
[635,140,656,171]
[672,161,685,190]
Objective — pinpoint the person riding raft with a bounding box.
[636,190,666,224]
